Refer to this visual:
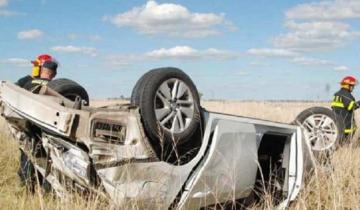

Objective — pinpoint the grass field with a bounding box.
[1,100,360,210]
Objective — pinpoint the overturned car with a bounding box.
[0,67,338,209]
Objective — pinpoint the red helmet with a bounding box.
[31,54,53,66]
[341,76,357,86]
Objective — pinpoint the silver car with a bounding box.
[0,67,320,209]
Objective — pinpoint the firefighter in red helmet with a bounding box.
[15,54,55,88]
[331,76,359,139]
[15,54,58,185]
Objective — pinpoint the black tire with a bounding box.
[131,71,153,105]
[48,78,89,105]
[133,67,201,160]
[294,107,343,156]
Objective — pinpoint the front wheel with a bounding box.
[294,107,343,155]
[132,67,202,161]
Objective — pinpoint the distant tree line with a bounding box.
[107,95,130,100]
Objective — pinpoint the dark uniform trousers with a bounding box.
[331,88,358,137]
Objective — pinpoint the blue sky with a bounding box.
[1,0,359,100]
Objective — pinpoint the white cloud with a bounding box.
[105,46,238,68]
[0,58,30,67]
[17,29,43,40]
[334,65,349,71]
[146,46,238,60]
[0,1,26,17]
[246,48,298,58]
[246,1,357,71]
[247,48,349,69]
[273,21,360,51]
[104,0,234,38]
[286,0,360,20]
[0,10,24,17]
[0,0,7,7]
[51,45,98,57]
[147,46,199,59]
[291,56,334,66]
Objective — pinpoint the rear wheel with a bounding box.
[132,67,202,161]
[294,107,343,157]
[48,78,90,105]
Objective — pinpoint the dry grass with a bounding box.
[0,100,360,210]
[0,120,111,210]
[291,145,360,210]
[202,101,329,123]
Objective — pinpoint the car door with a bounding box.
[178,119,258,209]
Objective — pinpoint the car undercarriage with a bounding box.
[1,67,342,209]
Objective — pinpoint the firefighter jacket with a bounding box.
[16,75,33,88]
[331,88,359,134]
[23,78,50,93]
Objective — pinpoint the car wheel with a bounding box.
[132,67,202,160]
[48,78,90,105]
[130,71,153,105]
[294,107,343,154]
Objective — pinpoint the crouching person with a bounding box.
[15,57,58,190]
[23,60,58,92]
[15,54,54,88]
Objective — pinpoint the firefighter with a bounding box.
[23,59,58,92]
[331,76,360,139]
[16,54,54,88]
[17,58,57,187]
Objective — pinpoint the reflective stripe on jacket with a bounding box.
[331,88,357,111]
[23,78,50,93]
[31,79,49,86]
